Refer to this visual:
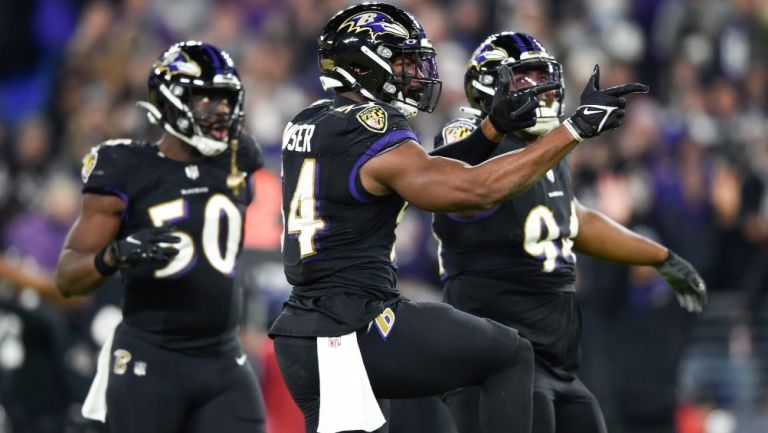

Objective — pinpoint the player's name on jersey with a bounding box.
[283,123,315,153]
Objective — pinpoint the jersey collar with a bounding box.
[333,94,362,108]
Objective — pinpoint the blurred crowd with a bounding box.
[0,0,766,432]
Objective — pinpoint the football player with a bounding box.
[55,41,265,433]
[432,32,708,433]
[268,4,649,433]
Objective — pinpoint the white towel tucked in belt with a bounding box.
[81,323,118,422]
[316,332,385,433]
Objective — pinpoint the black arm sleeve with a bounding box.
[428,126,499,165]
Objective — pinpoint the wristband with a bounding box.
[562,118,584,143]
[94,244,118,276]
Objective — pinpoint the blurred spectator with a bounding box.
[10,116,54,213]
[3,173,79,273]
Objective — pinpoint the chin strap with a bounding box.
[136,101,162,125]
[459,106,484,118]
[390,92,419,119]
[136,101,228,156]
[391,100,418,119]
[164,124,228,156]
[322,67,420,119]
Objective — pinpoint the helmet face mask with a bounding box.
[389,49,441,114]
[141,41,244,156]
[188,88,242,141]
[465,32,564,136]
[318,3,442,118]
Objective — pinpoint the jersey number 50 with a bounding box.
[148,194,242,278]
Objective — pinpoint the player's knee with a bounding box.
[488,325,532,371]
[497,335,532,371]
[514,337,533,368]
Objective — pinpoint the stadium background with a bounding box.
[0,0,766,432]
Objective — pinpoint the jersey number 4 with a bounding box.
[148,194,242,278]
[286,159,326,258]
[523,202,579,272]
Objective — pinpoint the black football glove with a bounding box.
[654,250,708,313]
[487,65,562,134]
[563,65,649,142]
[107,226,181,269]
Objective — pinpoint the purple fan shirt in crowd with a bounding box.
[3,212,70,272]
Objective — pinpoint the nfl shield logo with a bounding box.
[356,105,388,133]
[185,165,200,180]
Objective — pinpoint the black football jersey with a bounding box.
[81,136,262,353]
[433,115,578,290]
[269,96,414,337]
[433,113,581,378]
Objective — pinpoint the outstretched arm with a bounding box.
[363,126,580,212]
[0,258,58,295]
[572,199,668,264]
[362,65,647,213]
[0,258,84,309]
[573,200,707,313]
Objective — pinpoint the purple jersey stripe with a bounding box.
[348,129,418,202]
[102,187,131,222]
[445,204,501,222]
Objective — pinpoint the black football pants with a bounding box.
[444,365,607,433]
[105,326,265,433]
[273,299,534,433]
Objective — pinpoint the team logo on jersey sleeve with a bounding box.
[81,146,99,183]
[356,105,388,133]
[442,120,476,145]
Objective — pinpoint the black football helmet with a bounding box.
[138,41,244,156]
[465,32,564,135]
[318,2,442,118]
